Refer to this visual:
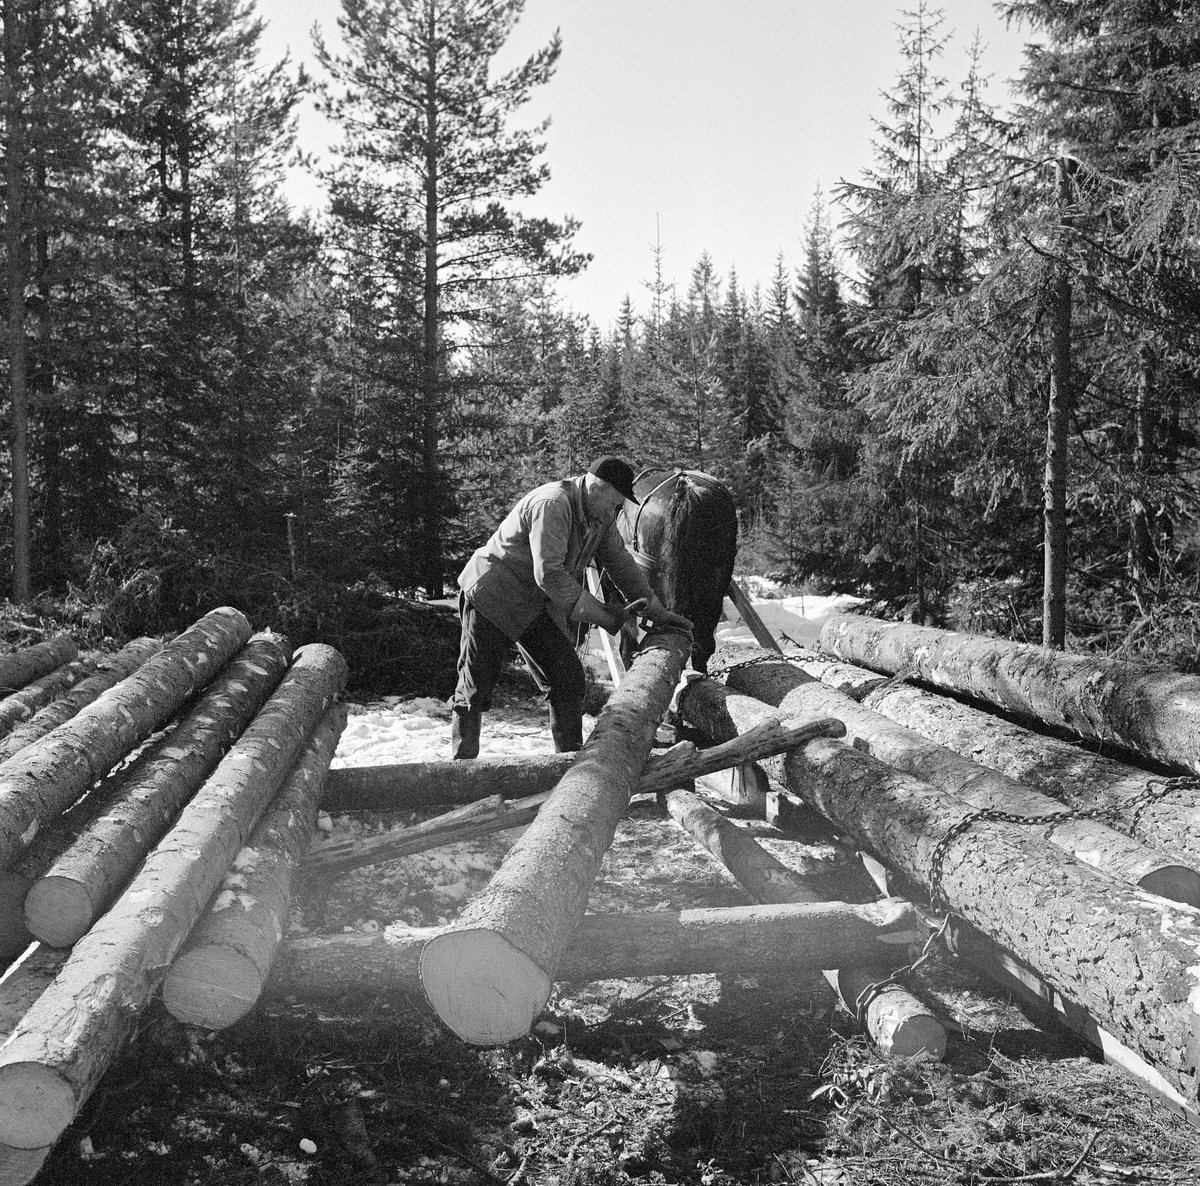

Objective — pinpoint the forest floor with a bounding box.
[29,588,1200,1186]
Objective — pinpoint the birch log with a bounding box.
[863,681,1200,874]
[678,675,1200,1106]
[271,898,928,999]
[0,638,76,697]
[0,637,162,765]
[162,705,348,1029]
[23,632,294,948]
[420,628,692,1045]
[721,653,1200,905]
[0,656,98,740]
[0,607,252,868]
[821,613,1200,772]
[0,643,348,1150]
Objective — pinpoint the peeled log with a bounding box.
[420,629,692,1045]
[0,638,162,765]
[23,632,294,948]
[822,613,1200,773]
[679,676,1200,1105]
[864,681,1200,875]
[270,898,928,999]
[0,656,98,740]
[666,698,947,1060]
[162,705,348,1029]
[323,753,575,813]
[722,653,1200,906]
[0,643,348,1150]
[0,638,76,698]
[0,607,252,869]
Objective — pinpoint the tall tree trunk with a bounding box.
[2,0,30,603]
[421,0,443,598]
[1129,346,1155,585]
[1043,157,1073,648]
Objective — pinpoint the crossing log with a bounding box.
[821,613,1200,772]
[0,638,76,698]
[420,628,692,1045]
[23,632,294,948]
[0,608,252,868]
[0,643,348,1151]
[863,680,1200,873]
[0,638,162,765]
[666,699,948,1059]
[161,705,348,1029]
[678,674,1200,1106]
[721,653,1200,905]
[0,656,98,740]
[307,716,845,878]
[270,898,928,999]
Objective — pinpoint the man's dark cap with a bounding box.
[588,456,638,503]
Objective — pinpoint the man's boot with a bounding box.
[450,707,481,759]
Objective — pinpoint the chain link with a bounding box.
[853,913,953,1027]
[706,650,803,680]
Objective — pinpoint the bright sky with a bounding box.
[256,0,1039,330]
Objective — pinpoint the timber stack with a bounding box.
[0,617,350,1182]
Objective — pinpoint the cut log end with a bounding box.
[874,995,949,1059]
[0,1142,49,1186]
[161,945,263,1031]
[420,929,551,1046]
[0,1064,75,1150]
[1136,865,1200,909]
[23,877,94,949]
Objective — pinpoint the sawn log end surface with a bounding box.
[0,1062,73,1151]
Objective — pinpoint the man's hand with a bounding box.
[642,595,693,633]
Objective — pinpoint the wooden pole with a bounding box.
[23,632,294,948]
[864,679,1200,875]
[0,644,348,1151]
[270,898,929,999]
[678,675,1200,1106]
[821,613,1200,773]
[722,652,1200,905]
[587,565,626,684]
[727,581,783,655]
[0,608,252,869]
[162,705,348,1029]
[420,628,692,1045]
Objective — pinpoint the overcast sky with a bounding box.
[256,1,1040,330]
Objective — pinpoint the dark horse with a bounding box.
[615,467,739,676]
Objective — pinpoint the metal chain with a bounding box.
[853,913,953,1027]
[706,650,803,680]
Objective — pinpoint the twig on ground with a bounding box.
[973,1129,1098,1183]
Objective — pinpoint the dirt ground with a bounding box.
[35,687,1200,1186]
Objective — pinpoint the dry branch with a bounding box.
[0,607,252,868]
[821,613,1200,772]
[0,643,348,1151]
[269,898,929,998]
[420,628,692,1045]
[162,705,348,1029]
[23,632,294,948]
[678,674,1200,1106]
[722,653,1200,905]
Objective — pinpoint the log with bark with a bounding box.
[0,637,162,765]
[22,632,294,948]
[720,652,1200,906]
[665,722,947,1059]
[678,674,1200,1106]
[0,637,76,698]
[269,897,929,999]
[306,716,846,879]
[420,628,692,1046]
[0,643,348,1151]
[0,607,252,869]
[821,613,1200,772]
[161,705,348,1029]
[0,656,98,740]
[863,680,1200,877]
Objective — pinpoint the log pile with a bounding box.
[0,619,350,1180]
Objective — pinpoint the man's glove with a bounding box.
[571,589,631,636]
[642,595,694,633]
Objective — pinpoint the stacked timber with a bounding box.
[0,640,348,1159]
[0,637,77,697]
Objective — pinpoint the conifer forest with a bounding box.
[1,0,1199,674]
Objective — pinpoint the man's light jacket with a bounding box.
[458,477,655,641]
